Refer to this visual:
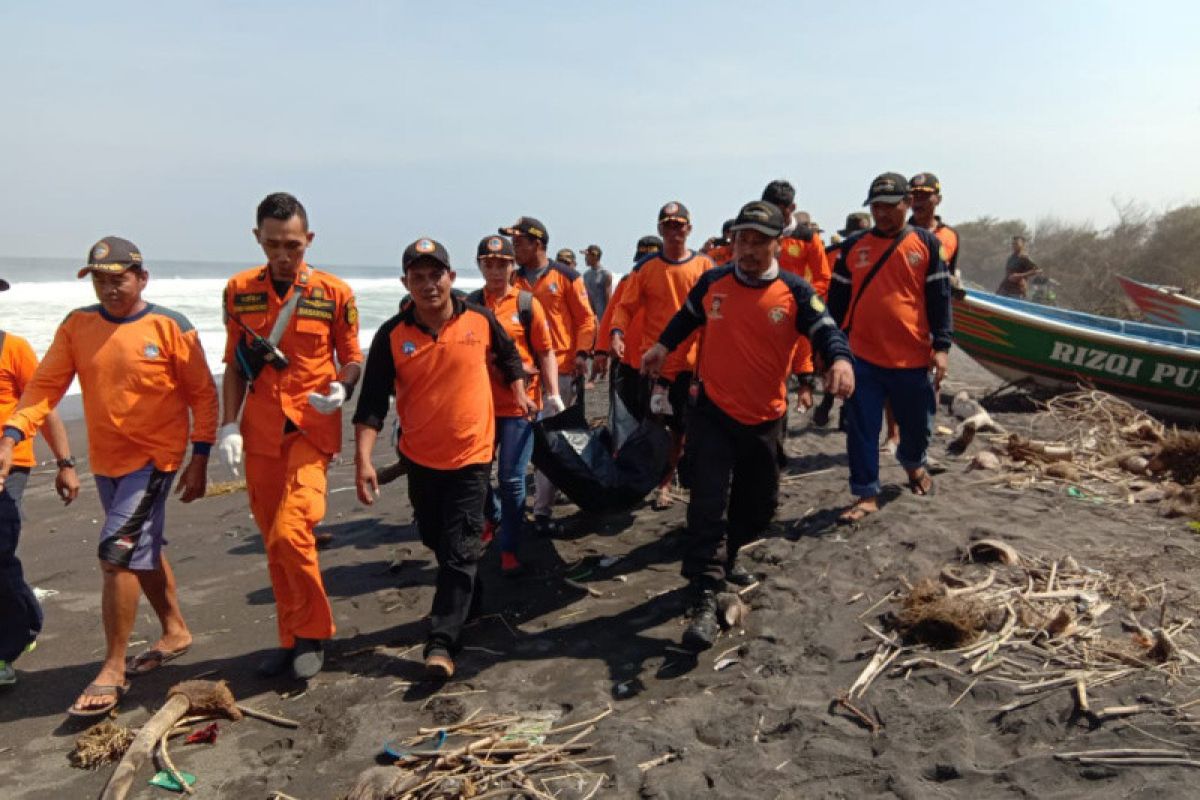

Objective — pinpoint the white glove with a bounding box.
[217,422,243,477]
[649,389,675,416]
[308,382,347,415]
[543,394,566,417]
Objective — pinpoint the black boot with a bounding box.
[256,647,294,677]
[725,559,757,588]
[682,590,720,652]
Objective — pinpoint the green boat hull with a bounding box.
[953,291,1200,422]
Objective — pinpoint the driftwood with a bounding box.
[100,680,241,800]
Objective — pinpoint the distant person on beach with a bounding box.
[353,237,528,679]
[217,192,363,680]
[580,245,612,321]
[828,173,953,524]
[812,212,871,429]
[640,200,854,650]
[0,236,217,715]
[503,217,594,536]
[609,202,714,511]
[592,235,662,408]
[0,279,79,687]
[996,236,1040,298]
[469,235,558,576]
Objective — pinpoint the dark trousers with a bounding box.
[0,470,38,663]
[843,359,935,498]
[682,398,785,592]
[406,460,490,655]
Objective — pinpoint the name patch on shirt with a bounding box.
[232,291,268,313]
[296,296,335,321]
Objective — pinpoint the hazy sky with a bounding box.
[3,1,1198,268]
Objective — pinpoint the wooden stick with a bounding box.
[950,678,979,709]
[101,693,191,800]
[834,694,880,733]
[237,704,299,729]
[548,705,613,736]
[638,752,680,771]
[1075,677,1090,712]
[1075,757,1200,768]
[157,734,194,795]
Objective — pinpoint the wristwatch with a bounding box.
[56,457,76,469]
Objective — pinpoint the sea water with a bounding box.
[0,257,485,395]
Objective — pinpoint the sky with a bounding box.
[2,1,1199,269]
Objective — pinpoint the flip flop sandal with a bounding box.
[908,471,936,497]
[68,682,129,717]
[651,492,674,511]
[838,501,878,525]
[127,645,191,677]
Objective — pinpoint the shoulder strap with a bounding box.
[517,290,537,371]
[466,288,485,306]
[267,290,303,346]
[842,226,911,337]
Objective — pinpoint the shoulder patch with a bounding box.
[346,297,359,326]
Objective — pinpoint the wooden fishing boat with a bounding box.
[952,290,1200,422]
[1117,275,1200,331]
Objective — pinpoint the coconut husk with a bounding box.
[71,720,134,770]
[1149,431,1200,485]
[890,578,986,648]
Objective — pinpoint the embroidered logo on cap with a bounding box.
[487,237,504,252]
[92,242,110,261]
[415,239,435,253]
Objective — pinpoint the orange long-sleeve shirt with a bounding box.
[595,274,645,370]
[7,304,218,476]
[0,332,43,468]
[473,286,554,416]
[223,264,363,458]
[513,263,596,370]
[608,250,713,379]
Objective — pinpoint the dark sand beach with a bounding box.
[2,350,1199,799]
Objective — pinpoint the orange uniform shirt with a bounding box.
[933,220,960,276]
[596,274,645,369]
[706,244,733,266]
[0,332,43,468]
[223,265,363,458]
[477,286,554,417]
[778,234,827,287]
[513,263,596,370]
[7,305,218,476]
[827,227,953,369]
[658,266,852,425]
[353,297,525,471]
[608,251,714,379]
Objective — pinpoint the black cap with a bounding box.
[402,237,452,272]
[909,172,941,194]
[720,219,735,237]
[729,200,786,237]
[498,216,549,245]
[580,244,602,256]
[658,201,690,224]
[863,172,910,206]
[78,236,143,279]
[761,179,796,208]
[476,235,514,260]
[555,248,577,264]
[0,278,9,292]
[838,212,872,236]
[636,235,663,255]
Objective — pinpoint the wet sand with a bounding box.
[2,350,1199,799]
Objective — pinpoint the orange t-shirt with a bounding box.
[353,297,525,471]
[0,332,42,467]
[8,304,218,476]
[475,286,554,417]
[608,250,713,379]
[934,221,960,276]
[513,263,596,370]
[596,274,645,369]
[223,264,363,458]
[827,227,953,368]
[659,266,852,425]
[706,244,733,266]
[778,234,827,287]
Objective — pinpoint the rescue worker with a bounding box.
[471,235,559,575]
[0,278,79,687]
[217,192,363,680]
[701,219,736,266]
[640,201,854,650]
[0,236,216,714]
[502,216,594,536]
[609,202,715,510]
[353,237,528,679]
[813,212,871,428]
[593,236,662,414]
[828,173,953,524]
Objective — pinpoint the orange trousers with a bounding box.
[245,432,334,648]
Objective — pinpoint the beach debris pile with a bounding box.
[950,389,1200,516]
[839,540,1200,732]
[347,706,614,800]
[71,720,136,770]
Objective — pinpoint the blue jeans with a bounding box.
[485,416,534,555]
[0,470,39,663]
[843,358,936,498]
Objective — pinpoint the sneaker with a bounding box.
[725,561,757,588]
[424,647,455,680]
[532,515,562,538]
[500,551,523,576]
[0,661,15,686]
[682,590,720,652]
[256,647,295,677]
[481,519,497,546]
[292,638,324,680]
